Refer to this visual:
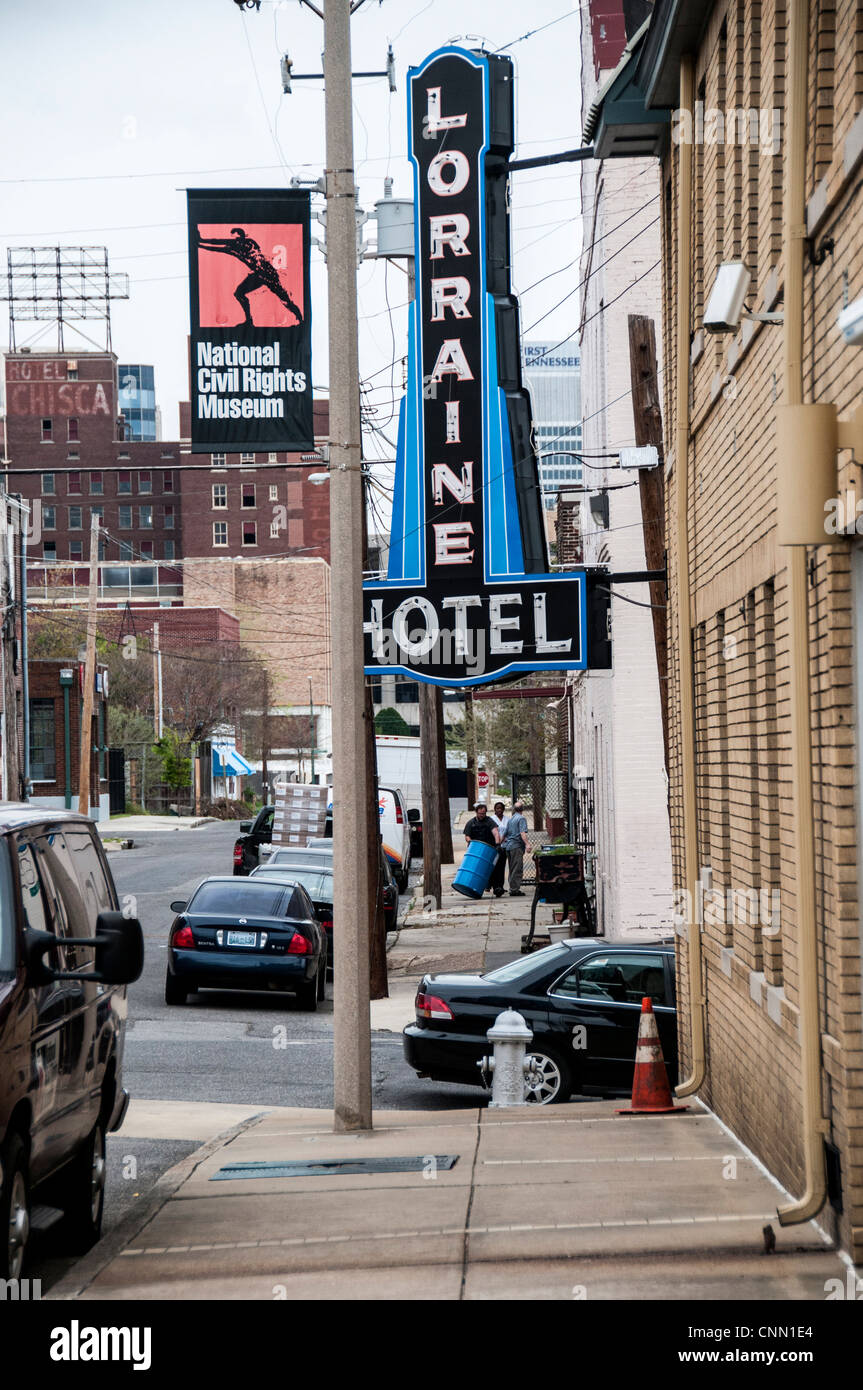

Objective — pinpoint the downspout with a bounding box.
[777,0,827,1226]
[673,56,706,1098]
[63,684,72,810]
[18,497,30,799]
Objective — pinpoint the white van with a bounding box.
[378,786,412,891]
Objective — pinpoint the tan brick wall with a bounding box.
[180,557,331,710]
[662,0,863,1259]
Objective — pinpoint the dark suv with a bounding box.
[0,806,143,1278]
[232,805,274,875]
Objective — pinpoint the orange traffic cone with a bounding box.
[616,997,689,1115]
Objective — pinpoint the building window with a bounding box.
[67,449,79,461]
[138,471,152,494]
[211,453,226,469]
[89,471,103,496]
[43,542,57,565]
[240,452,255,465]
[269,484,278,501]
[118,471,131,495]
[30,698,57,781]
[212,484,227,508]
[68,506,82,530]
[139,540,153,559]
[67,365,78,380]
[242,521,257,546]
[118,540,133,560]
[164,505,174,529]
[242,483,256,508]
[163,538,175,561]
[394,680,419,703]
[42,472,55,494]
[118,506,132,530]
[213,521,228,547]
[163,470,174,492]
[269,519,281,539]
[41,418,53,443]
[90,505,104,524]
[67,471,81,494]
[43,506,56,530]
[67,417,79,442]
[139,505,153,529]
[69,540,83,561]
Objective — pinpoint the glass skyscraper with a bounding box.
[523,342,583,510]
[118,363,158,441]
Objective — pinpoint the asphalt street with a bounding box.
[30,819,480,1289]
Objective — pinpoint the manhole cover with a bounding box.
[211,1155,459,1180]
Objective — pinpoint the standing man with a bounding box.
[503,799,530,896]
[488,800,509,897]
[464,801,500,896]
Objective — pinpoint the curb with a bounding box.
[46,1111,268,1300]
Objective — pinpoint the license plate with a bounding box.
[226,930,257,947]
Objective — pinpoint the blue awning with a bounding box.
[212,744,255,777]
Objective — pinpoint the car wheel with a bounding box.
[1,1132,30,1280]
[524,1048,572,1105]
[165,969,188,1005]
[57,1118,106,1254]
[297,971,319,1011]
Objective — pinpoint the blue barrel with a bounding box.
[453,841,498,899]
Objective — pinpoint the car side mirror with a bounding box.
[170,900,188,913]
[24,911,144,987]
[407,808,421,823]
[239,822,252,834]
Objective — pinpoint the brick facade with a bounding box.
[653,0,863,1260]
[28,658,109,816]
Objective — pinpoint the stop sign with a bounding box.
[477,769,489,789]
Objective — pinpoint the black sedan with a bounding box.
[403,939,676,1104]
[165,876,327,1010]
[252,863,334,968]
[262,844,399,933]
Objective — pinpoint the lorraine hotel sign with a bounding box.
[186,188,313,451]
[363,46,610,687]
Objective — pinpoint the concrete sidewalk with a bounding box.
[52,1101,846,1301]
[99,814,219,836]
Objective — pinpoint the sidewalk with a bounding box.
[98,814,219,837]
[51,1101,846,1301]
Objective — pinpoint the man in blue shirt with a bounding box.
[503,800,530,895]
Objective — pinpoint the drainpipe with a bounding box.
[776,0,827,1227]
[672,55,706,1099]
[18,498,30,799]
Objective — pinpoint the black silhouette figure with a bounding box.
[197,227,303,327]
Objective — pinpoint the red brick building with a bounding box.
[28,658,110,819]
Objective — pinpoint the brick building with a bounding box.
[28,658,110,819]
[591,0,863,1258]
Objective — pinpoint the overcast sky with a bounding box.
[1,0,585,451]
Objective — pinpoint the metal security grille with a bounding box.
[211,1155,459,1181]
[509,770,570,885]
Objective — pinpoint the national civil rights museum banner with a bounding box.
[187,188,313,452]
[362,46,610,687]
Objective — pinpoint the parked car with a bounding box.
[165,875,326,1010]
[0,806,144,1278]
[378,786,412,891]
[252,863,334,966]
[232,805,274,875]
[403,940,676,1105]
[269,842,399,925]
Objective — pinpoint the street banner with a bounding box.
[363,46,610,687]
[186,188,313,452]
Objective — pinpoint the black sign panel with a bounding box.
[187,188,313,452]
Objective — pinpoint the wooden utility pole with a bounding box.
[261,667,270,799]
[464,690,477,808]
[419,683,442,907]
[152,621,161,740]
[77,513,100,815]
[434,688,453,863]
[627,314,669,770]
[0,500,21,802]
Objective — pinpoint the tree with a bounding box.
[153,730,192,792]
[374,706,411,736]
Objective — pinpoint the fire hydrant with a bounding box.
[478,1009,539,1107]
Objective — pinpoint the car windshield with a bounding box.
[0,840,14,977]
[269,847,331,863]
[482,943,573,984]
[255,867,333,901]
[189,880,287,918]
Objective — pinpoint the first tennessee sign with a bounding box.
[362,47,596,688]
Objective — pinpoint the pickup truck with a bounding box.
[232,805,274,875]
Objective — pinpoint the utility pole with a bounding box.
[627,314,669,772]
[152,622,162,740]
[325,0,372,1131]
[309,676,315,782]
[261,667,270,798]
[0,499,21,802]
[465,689,477,808]
[419,683,442,907]
[77,513,100,816]
[435,688,453,863]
